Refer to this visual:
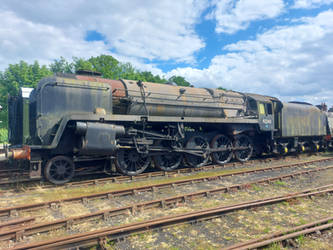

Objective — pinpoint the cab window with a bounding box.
[259,103,265,115]
[266,103,272,114]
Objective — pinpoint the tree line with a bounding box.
[0,54,191,132]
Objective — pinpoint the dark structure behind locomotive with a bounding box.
[326,111,333,147]
[8,87,33,145]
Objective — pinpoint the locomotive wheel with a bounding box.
[185,135,210,168]
[153,140,183,171]
[234,135,253,162]
[44,156,75,185]
[210,134,233,165]
[115,149,151,175]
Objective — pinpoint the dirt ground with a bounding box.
[2,154,333,249]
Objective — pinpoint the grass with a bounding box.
[296,234,305,245]
[7,166,263,205]
[266,242,283,250]
[274,180,287,186]
[252,184,264,192]
[297,218,307,225]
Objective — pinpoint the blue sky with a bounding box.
[1,0,333,105]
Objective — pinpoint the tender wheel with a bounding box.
[234,135,253,162]
[185,135,210,168]
[44,155,75,185]
[153,140,183,171]
[210,134,233,165]
[310,142,320,152]
[115,149,151,175]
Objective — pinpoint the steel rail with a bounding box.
[11,185,333,249]
[1,159,333,218]
[61,156,329,188]
[0,217,34,231]
[224,216,333,249]
[1,158,332,218]
[0,154,323,190]
[2,155,331,196]
[0,155,268,186]
[2,169,333,242]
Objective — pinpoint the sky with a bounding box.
[0,0,333,106]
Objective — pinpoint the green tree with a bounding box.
[88,55,122,79]
[168,75,191,86]
[73,57,94,72]
[0,61,52,128]
[49,56,74,73]
[50,55,182,85]
[117,62,137,80]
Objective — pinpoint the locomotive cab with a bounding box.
[245,94,278,132]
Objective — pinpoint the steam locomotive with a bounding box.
[3,70,331,184]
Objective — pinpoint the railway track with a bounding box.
[1,155,331,193]
[0,154,317,187]
[10,184,333,249]
[61,155,330,188]
[1,165,333,243]
[1,159,333,217]
[0,155,278,186]
[225,216,333,249]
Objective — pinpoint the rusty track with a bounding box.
[2,155,331,194]
[0,217,34,231]
[225,216,333,249]
[1,158,333,218]
[0,156,270,186]
[0,154,315,188]
[2,166,333,242]
[61,155,322,188]
[11,184,333,249]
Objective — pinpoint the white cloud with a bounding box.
[293,0,333,9]
[0,0,207,71]
[168,10,333,106]
[0,11,110,70]
[207,0,284,34]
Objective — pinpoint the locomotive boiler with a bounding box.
[2,71,330,184]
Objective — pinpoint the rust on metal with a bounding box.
[11,185,333,249]
[0,158,332,218]
[225,216,333,250]
[11,145,31,160]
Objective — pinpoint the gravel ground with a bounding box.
[4,165,333,249]
[0,155,330,224]
[109,170,333,249]
[1,154,333,249]
[0,154,327,207]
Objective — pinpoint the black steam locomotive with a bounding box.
[3,71,331,184]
